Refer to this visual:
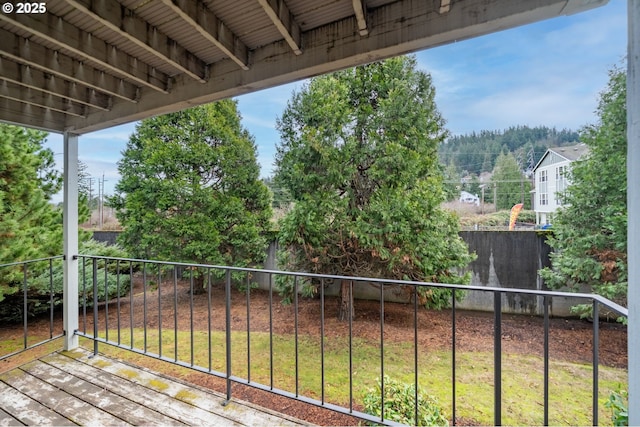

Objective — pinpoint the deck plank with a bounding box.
[21,361,184,426]
[0,381,76,426]
[72,349,303,426]
[41,353,242,426]
[0,407,25,426]
[1,368,127,426]
[0,348,308,426]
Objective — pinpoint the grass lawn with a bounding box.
[89,328,627,426]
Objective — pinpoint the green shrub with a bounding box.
[605,388,628,426]
[363,375,448,426]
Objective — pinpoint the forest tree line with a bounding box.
[439,125,580,176]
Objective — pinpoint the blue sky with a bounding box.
[45,0,627,202]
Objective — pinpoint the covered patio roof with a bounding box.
[0,0,608,134]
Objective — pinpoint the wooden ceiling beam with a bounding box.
[257,0,302,55]
[0,29,136,104]
[0,12,170,93]
[0,96,67,132]
[439,0,451,14]
[352,0,369,36]
[0,79,86,118]
[0,56,110,112]
[159,0,250,70]
[64,0,208,82]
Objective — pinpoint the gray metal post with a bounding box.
[628,0,640,423]
[63,132,79,351]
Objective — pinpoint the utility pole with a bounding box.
[97,176,102,229]
[100,173,104,229]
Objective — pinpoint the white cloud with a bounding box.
[415,0,626,136]
[242,114,277,130]
[83,128,135,142]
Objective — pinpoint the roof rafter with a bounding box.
[0,97,67,131]
[66,0,600,134]
[158,0,250,70]
[0,56,110,111]
[352,0,369,36]
[0,79,86,118]
[439,0,451,14]
[64,0,208,83]
[256,0,302,55]
[0,29,131,105]
[0,12,170,93]
[0,30,137,103]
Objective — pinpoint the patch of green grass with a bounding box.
[92,328,626,426]
[147,378,170,391]
[0,334,61,356]
[174,389,198,403]
[118,368,139,379]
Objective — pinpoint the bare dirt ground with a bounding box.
[3,277,627,426]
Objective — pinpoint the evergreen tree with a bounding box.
[540,67,627,315]
[275,56,474,320]
[442,163,461,201]
[262,176,292,209]
[0,125,62,301]
[491,152,531,210]
[112,101,272,288]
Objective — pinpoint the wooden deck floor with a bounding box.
[0,348,307,426]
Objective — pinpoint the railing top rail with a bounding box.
[77,254,629,318]
[0,255,64,269]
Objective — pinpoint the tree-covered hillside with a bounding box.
[439,125,580,175]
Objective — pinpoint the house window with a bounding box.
[540,193,547,206]
[539,170,548,206]
[555,165,567,205]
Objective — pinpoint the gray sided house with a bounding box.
[532,144,589,226]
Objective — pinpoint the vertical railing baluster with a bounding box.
[349,280,353,412]
[380,282,385,423]
[246,272,251,383]
[143,262,147,352]
[320,278,326,404]
[174,265,178,361]
[414,286,419,427]
[544,295,550,426]
[452,291,457,426]
[158,264,162,358]
[294,276,299,397]
[92,258,98,356]
[269,273,274,390]
[129,262,134,349]
[225,269,232,403]
[208,268,212,372]
[190,269,194,366]
[593,300,599,426]
[49,259,54,339]
[104,260,109,342]
[494,291,502,426]
[83,258,87,334]
[116,260,121,346]
[23,263,28,350]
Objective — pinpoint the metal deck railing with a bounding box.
[1,255,628,426]
[0,256,65,360]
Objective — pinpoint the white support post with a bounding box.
[63,132,79,351]
[628,0,639,423]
